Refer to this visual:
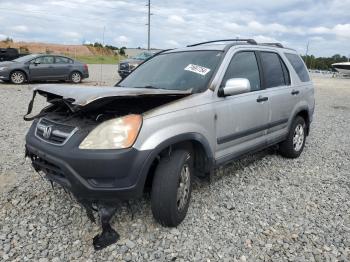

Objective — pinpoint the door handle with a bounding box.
[291,90,300,95]
[256,96,268,103]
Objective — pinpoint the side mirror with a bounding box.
[34,61,40,66]
[219,78,251,97]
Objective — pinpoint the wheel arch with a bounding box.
[141,133,214,191]
[69,70,83,80]
[292,107,311,135]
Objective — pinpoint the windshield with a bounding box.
[133,52,154,60]
[13,54,38,63]
[118,50,223,93]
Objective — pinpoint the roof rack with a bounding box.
[260,43,284,48]
[187,39,257,47]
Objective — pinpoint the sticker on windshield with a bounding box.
[184,64,211,76]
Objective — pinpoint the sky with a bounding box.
[0,0,349,57]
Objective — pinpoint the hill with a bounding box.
[0,40,120,64]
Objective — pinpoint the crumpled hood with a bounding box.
[34,84,192,106]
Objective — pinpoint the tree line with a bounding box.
[84,42,127,55]
[301,54,349,70]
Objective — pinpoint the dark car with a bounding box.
[0,48,23,62]
[118,51,156,79]
[0,54,89,84]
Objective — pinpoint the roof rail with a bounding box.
[260,43,284,48]
[187,39,257,47]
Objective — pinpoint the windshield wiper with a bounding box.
[134,85,160,89]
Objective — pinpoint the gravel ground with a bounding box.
[0,74,349,261]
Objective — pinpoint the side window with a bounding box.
[55,56,71,64]
[260,52,288,88]
[33,56,54,64]
[280,58,291,85]
[285,53,310,82]
[221,51,261,91]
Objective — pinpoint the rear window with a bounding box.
[55,56,73,64]
[260,52,290,88]
[285,53,310,82]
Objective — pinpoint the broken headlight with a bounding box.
[79,114,142,149]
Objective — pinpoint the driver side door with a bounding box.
[29,56,55,80]
[214,50,270,163]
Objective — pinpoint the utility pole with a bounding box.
[99,26,105,86]
[305,41,310,69]
[146,0,151,50]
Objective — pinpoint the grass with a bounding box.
[69,55,125,64]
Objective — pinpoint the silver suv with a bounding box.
[24,39,314,249]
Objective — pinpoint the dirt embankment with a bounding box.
[0,41,115,56]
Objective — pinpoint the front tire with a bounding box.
[10,71,26,84]
[279,116,306,158]
[70,71,82,83]
[151,149,193,227]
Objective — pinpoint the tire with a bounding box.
[151,149,193,227]
[70,71,82,83]
[10,71,26,84]
[279,116,306,158]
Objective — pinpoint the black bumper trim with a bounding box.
[25,123,152,201]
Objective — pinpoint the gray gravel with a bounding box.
[0,74,350,261]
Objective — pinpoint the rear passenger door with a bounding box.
[258,51,294,140]
[54,56,73,79]
[214,51,270,162]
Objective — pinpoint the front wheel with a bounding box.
[151,149,193,227]
[70,71,82,83]
[10,71,26,84]
[279,116,306,158]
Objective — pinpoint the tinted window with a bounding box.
[33,56,54,64]
[285,53,310,82]
[222,52,261,91]
[55,56,72,64]
[260,52,287,88]
[280,58,291,85]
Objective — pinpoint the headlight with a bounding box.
[129,63,139,70]
[0,67,8,71]
[79,114,142,149]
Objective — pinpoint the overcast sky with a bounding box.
[0,0,349,57]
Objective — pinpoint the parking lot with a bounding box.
[0,67,349,261]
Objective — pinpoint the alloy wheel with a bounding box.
[177,164,191,211]
[71,72,81,83]
[11,72,25,84]
[293,124,304,151]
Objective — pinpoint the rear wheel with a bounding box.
[279,116,306,158]
[70,71,82,83]
[151,149,193,227]
[10,71,26,84]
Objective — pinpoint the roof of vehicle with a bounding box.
[164,39,296,54]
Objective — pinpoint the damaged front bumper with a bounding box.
[25,120,152,250]
[25,122,151,201]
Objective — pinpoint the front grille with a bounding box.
[35,118,78,146]
[119,63,129,70]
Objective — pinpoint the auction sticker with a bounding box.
[184,64,211,76]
